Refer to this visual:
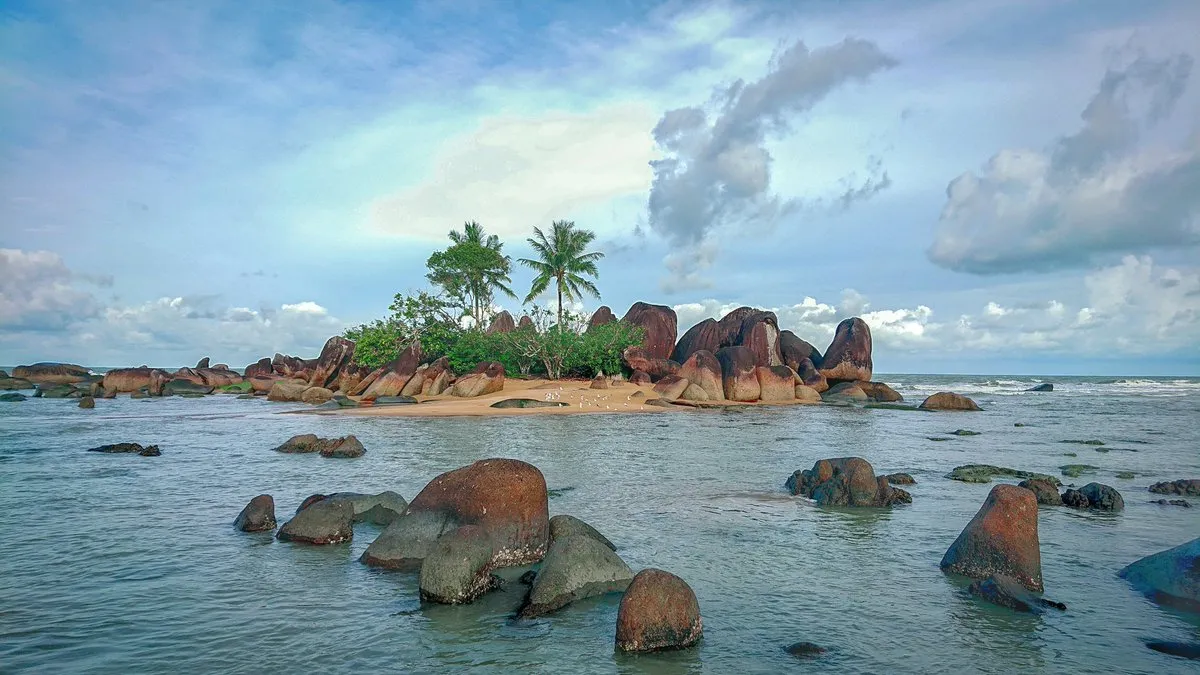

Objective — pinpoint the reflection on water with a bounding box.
[0,375,1198,673]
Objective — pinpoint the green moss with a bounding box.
[1114,471,1136,480]
[1062,452,1078,457]
[219,381,253,393]
[946,464,1062,486]
[1059,464,1098,478]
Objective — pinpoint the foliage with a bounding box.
[426,222,516,330]
[518,220,604,329]
[344,291,459,368]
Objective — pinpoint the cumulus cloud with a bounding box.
[647,38,896,290]
[0,249,105,330]
[929,49,1200,273]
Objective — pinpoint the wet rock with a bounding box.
[300,386,334,405]
[779,330,823,371]
[276,499,353,545]
[671,318,722,364]
[319,435,365,458]
[621,346,680,381]
[1146,641,1200,660]
[272,434,324,453]
[1149,479,1200,497]
[794,385,822,404]
[1064,483,1123,511]
[449,361,505,397]
[490,398,568,409]
[946,465,1061,486]
[321,492,408,525]
[818,318,872,383]
[786,457,912,507]
[615,569,703,652]
[12,362,89,385]
[38,383,80,399]
[1018,479,1063,506]
[1059,464,1097,478]
[941,484,1043,592]
[716,346,760,402]
[622,302,678,361]
[419,525,500,604]
[949,429,981,436]
[0,392,27,402]
[0,376,35,391]
[1060,489,1089,508]
[756,365,796,402]
[87,442,161,457]
[267,380,309,402]
[919,392,981,411]
[1027,383,1053,392]
[677,350,723,401]
[164,378,215,396]
[652,375,689,401]
[1060,439,1105,446]
[361,510,459,569]
[736,311,783,366]
[968,575,1065,614]
[1119,537,1200,612]
[519,534,634,618]
[234,494,277,532]
[821,381,867,403]
[78,396,95,409]
[296,493,328,513]
[784,642,827,659]
[586,306,617,331]
[488,310,517,334]
[371,395,415,406]
[859,381,903,402]
[1151,499,1192,507]
[884,473,916,485]
[549,514,616,550]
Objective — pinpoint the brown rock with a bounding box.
[517,315,534,330]
[1018,479,1063,506]
[248,376,279,393]
[102,367,171,395]
[267,380,309,402]
[653,374,689,401]
[615,569,703,652]
[941,484,1043,592]
[677,350,723,401]
[361,348,423,400]
[308,336,355,388]
[786,457,911,506]
[12,363,89,385]
[586,306,617,331]
[488,310,516,334]
[920,392,981,411]
[300,386,334,405]
[822,381,868,403]
[195,357,210,369]
[779,330,823,370]
[234,494,277,532]
[620,346,680,381]
[737,311,783,366]
[400,355,452,397]
[622,302,678,361]
[78,395,95,409]
[449,361,505,397]
[590,375,609,390]
[319,435,365,458]
[796,358,828,393]
[756,365,796,401]
[245,357,273,378]
[819,317,873,382]
[794,385,822,403]
[671,318,722,364]
[680,383,710,401]
[716,346,760,402]
[271,353,309,378]
[334,363,373,395]
[629,370,652,386]
[860,381,902,402]
[716,306,758,347]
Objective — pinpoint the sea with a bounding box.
[1,374,1198,674]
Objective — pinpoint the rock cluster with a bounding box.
[786,457,912,507]
[271,434,366,458]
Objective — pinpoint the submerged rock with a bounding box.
[1151,499,1192,508]
[949,429,981,436]
[919,392,981,411]
[1060,464,1097,478]
[1149,479,1200,497]
[615,569,703,653]
[784,642,827,659]
[490,398,568,409]
[78,395,95,409]
[361,510,459,569]
[968,575,1065,614]
[0,392,28,402]
[272,434,323,453]
[276,499,353,545]
[518,534,634,618]
[1027,383,1053,392]
[1119,537,1200,612]
[1078,483,1124,511]
[1145,641,1200,660]
[947,465,1061,486]
[786,457,911,507]
[883,473,916,485]
[419,525,501,605]
[859,381,902,402]
[318,435,365,458]
[941,484,1043,592]
[234,495,277,532]
[87,442,161,457]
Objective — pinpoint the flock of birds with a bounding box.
[541,385,642,410]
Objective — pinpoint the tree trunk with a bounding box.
[556,278,563,332]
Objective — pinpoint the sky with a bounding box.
[1,0,1198,375]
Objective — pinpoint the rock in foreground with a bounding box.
[941,484,1043,592]
[549,514,616,550]
[276,499,353,545]
[616,569,703,652]
[234,495,277,532]
[1119,537,1200,612]
[786,457,911,507]
[519,534,634,618]
[419,525,501,604]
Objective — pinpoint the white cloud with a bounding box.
[281,301,329,316]
[0,248,104,330]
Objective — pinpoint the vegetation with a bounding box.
[343,291,459,368]
[518,220,604,330]
[426,221,516,329]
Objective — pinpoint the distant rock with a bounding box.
[947,465,1061,485]
[784,642,827,659]
[949,429,981,436]
[163,378,214,396]
[361,346,423,399]
[401,356,453,397]
[273,434,323,453]
[1145,641,1200,660]
[919,392,981,411]
[786,457,912,507]
[490,398,568,409]
[1149,479,1200,497]
[518,534,633,618]
[779,330,823,371]
[308,336,355,389]
[586,306,617,331]
[234,495,277,532]
[276,499,353,545]
[589,375,609,390]
[1018,479,1063,506]
[487,310,516,334]
[87,442,161,457]
[449,361,505,397]
[517,315,534,330]
[671,318,722,364]
[0,392,27,402]
[1151,499,1192,507]
[371,395,415,406]
[319,435,365,458]
[1027,383,1053,392]
[615,569,703,652]
[859,381,903,402]
[629,370,652,386]
[266,380,309,402]
[102,367,170,395]
[196,357,210,369]
[0,376,34,391]
[622,302,678,361]
[716,306,758,347]
[818,318,872,383]
[941,484,1043,592]
[244,357,274,378]
[271,433,364,457]
[12,362,89,385]
[1119,537,1200,612]
[716,346,759,402]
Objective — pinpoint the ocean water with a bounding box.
[1,374,1198,674]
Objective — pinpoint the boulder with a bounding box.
[449,361,505,397]
[247,376,279,393]
[794,385,822,403]
[795,358,828,394]
[234,495,277,532]
[419,525,501,604]
[652,375,689,401]
[267,380,309,402]
[517,315,534,330]
[361,510,460,569]
[716,306,758,347]
[12,362,89,385]
[622,302,678,361]
[319,435,365,458]
[680,383,710,401]
[491,398,569,409]
[1145,641,1200,660]
[716,346,760,402]
[0,377,34,390]
[364,347,425,399]
[196,357,210,369]
[37,383,80,399]
[1018,479,1063,506]
[163,378,214,396]
[334,363,373,395]
[779,330,823,370]
[919,392,981,411]
[1061,489,1089,509]
[244,357,274,378]
[941,484,1042,592]
[271,353,309,378]
[1151,499,1192,508]
[1068,483,1124,511]
[756,365,795,401]
[321,491,408,525]
[197,367,243,388]
[968,575,1065,614]
[884,472,916,485]
[736,311,783,366]
[308,336,355,388]
[818,318,872,383]
[300,386,334,405]
[615,569,703,652]
[86,442,161,456]
[102,367,170,395]
[786,457,911,507]
[821,381,868,403]
[400,356,452,397]
[519,534,634,618]
[629,371,652,386]
[488,310,517,334]
[859,381,903,402]
[273,434,324,453]
[1119,537,1200,612]
[549,514,616,550]
[1,392,27,402]
[589,375,609,390]
[671,319,722,364]
[276,499,353,545]
[784,642,827,659]
[78,396,95,409]
[296,493,328,513]
[586,306,617,331]
[621,346,680,381]
[1149,479,1200,497]
[947,465,1061,485]
[1027,383,1053,392]
[363,458,549,569]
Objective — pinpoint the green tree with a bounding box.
[343,291,459,367]
[518,220,604,330]
[426,221,516,329]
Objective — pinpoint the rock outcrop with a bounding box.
[671,318,722,364]
[102,367,170,395]
[652,374,689,401]
[615,569,703,652]
[362,347,424,399]
[622,302,678,361]
[818,318,872,383]
[786,457,912,506]
[449,361,505,397]
[716,306,757,346]
[941,484,1042,592]
[676,350,723,401]
[716,346,760,402]
[244,357,274,378]
[620,346,680,381]
[1119,537,1200,612]
[919,392,981,411]
[1150,479,1200,497]
[400,355,452,397]
[234,494,277,532]
[488,310,516,334]
[737,311,783,366]
[308,336,355,389]
[12,363,89,385]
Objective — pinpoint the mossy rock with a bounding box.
[949,429,981,436]
[490,398,569,409]
[1114,471,1136,480]
[220,381,253,393]
[863,403,920,411]
[947,464,1062,486]
[1062,452,1078,457]
[1060,464,1098,478]
[1060,439,1104,446]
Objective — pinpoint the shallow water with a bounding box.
[1,374,1199,674]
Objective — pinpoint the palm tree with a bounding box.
[518,220,604,330]
[431,221,516,329]
[449,220,501,252]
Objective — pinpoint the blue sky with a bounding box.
[1,0,1198,374]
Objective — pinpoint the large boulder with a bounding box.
[87,442,161,456]
[859,381,902,402]
[519,534,634,618]
[620,346,680,381]
[308,336,355,389]
[363,347,424,399]
[676,350,723,401]
[103,367,170,395]
[779,330,823,370]
[671,319,722,364]
[818,317,873,383]
[449,361,505,397]
[1064,483,1124,512]
[276,499,353,545]
[756,366,795,402]
[622,302,678,361]
[244,357,274,378]
[794,385,822,403]
[629,370,651,386]
[586,306,617,331]
[1119,537,1200,612]
[271,353,309,378]
[716,306,758,347]
[234,495,277,532]
[196,357,210,369]
[419,525,501,604]
[1149,479,1200,497]
[12,363,89,385]
[163,378,215,396]
[968,575,1065,614]
[821,381,868,403]
[920,392,981,411]
[716,346,760,402]
[941,484,1042,592]
[488,310,516,334]
[300,386,334,405]
[517,315,534,330]
[615,569,703,652]
[796,358,828,393]
[267,380,309,402]
[319,435,365,458]
[400,355,453,397]
[652,374,689,401]
[362,458,549,569]
[334,363,374,395]
[0,376,34,390]
[786,457,911,506]
[736,311,783,367]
